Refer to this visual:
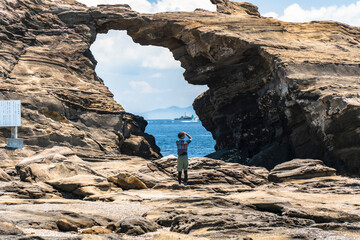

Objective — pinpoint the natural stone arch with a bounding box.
[87,1,359,174]
[69,1,360,174]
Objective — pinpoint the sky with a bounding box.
[78,0,360,113]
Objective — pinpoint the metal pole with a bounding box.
[11,126,18,139]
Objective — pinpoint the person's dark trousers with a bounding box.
[184,170,188,184]
[178,170,188,184]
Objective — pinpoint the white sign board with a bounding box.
[0,100,21,127]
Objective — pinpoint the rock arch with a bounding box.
[1,0,359,175]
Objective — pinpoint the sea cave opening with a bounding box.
[91,30,216,158]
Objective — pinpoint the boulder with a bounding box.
[115,216,160,235]
[107,173,147,190]
[268,159,337,183]
[56,219,78,232]
[121,134,161,160]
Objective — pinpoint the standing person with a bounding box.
[176,131,192,185]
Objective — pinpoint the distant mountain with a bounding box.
[136,106,196,120]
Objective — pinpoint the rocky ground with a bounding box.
[0,146,359,240]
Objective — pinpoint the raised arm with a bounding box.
[184,132,192,141]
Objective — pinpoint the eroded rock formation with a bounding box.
[0,0,359,175]
[0,146,359,239]
[0,0,160,159]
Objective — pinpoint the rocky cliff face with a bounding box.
[1,0,359,175]
[0,0,160,159]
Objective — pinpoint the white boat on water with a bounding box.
[174,113,198,122]
[181,119,198,123]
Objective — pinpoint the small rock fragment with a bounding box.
[107,173,147,190]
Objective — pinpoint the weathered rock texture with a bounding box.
[107,172,147,190]
[115,216,160,235]
[0,146,360,239]
[15,146,112,198]
[268,159,337,182]
[0,0,160,159]
[0,168,12,182]
[0,0,360,175]
[143,156,269,189]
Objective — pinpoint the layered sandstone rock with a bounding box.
[145,156,269,188]
[0,0,160,159]
[0,0,359,175]
[87,0,360,174]
[114,216,160,235]
[15,146,112,197]
[0,168,12,182]
[268,159,337,182]
[1,145,360,239]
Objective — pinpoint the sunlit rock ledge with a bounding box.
[0,146,359,239]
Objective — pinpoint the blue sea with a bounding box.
[145,120,216,158]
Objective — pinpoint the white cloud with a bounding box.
[141,50,180,69]
[263,11,279,19]
[149,0,215,13]
[128,81,172,93]
[77,0,216,13]
[91,31,179,70]
[184,84,208,93]
[264,2,360,26]
[151,73,162,78]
